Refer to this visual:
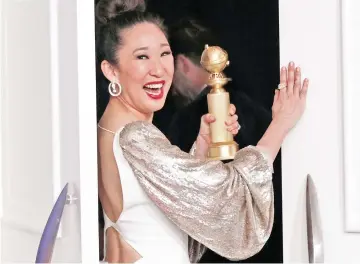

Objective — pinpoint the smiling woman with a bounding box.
[93,0,311,263]
[95,2,171,123]
[2,0,360,262]
[95,3,173,120]
[95,1,181,262]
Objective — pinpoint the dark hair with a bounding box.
[168,18,218,66]
[95,0,168,121]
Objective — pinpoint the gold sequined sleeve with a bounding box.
[119,121,274,261]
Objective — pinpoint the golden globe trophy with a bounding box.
[200,44,239,160]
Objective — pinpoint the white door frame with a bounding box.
[0,0,99,262]
[76,0,99,262]
[341,0,360,233]
[0,0,4,261]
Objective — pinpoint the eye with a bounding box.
[161,51,172,57]
[136,55,149,60]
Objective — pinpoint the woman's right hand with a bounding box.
[271,61,309,132]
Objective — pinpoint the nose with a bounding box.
[149,58,165,77]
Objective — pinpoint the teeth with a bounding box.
[144,83,163,89]
[145,89,161,96]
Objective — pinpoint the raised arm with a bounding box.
[119,121,273,261]
[118,62,308,261]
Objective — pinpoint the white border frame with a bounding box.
[76,0,100,262]
[49,0,63,238]
[0,0,4,260]
[341,0,360,232]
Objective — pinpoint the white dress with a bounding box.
[102,127,190,263]
[100,121,274,262]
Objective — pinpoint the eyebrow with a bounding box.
[132,43,170,54]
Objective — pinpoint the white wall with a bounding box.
[280,0,360,263]
[0,0,99,262]
[0,0,84,262]
[1,0,55,261]
[0,0,3,261]
[341,0,360,233]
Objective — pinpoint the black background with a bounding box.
[146,0,280,110]
[146,1,283,262]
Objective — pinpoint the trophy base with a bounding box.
[207,141,239,161]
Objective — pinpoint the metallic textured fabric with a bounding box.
[118,121,274,262]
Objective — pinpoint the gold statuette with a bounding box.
[200,44,239,160]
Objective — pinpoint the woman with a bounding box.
[95,0,309,263]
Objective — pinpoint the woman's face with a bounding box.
[113,22,174,114]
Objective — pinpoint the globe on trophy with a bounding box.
[200,44,239,160]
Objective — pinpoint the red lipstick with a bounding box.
[143,80,165,100]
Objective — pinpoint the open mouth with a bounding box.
[143,81,165,99]
[143,83,163,95]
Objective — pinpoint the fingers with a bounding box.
[280,66,287,85]
[226,114,240,134]
[227,124,240,134]
[202,113,216,124]
[229,104,236,115]
[203,105,240,136]
[279,66,288,100]
[225,114,238,126]
[300,78,309,100]
[227,104,239,134]
[287,61,295,95]
[273,89,279,104]
[294,67,301,97]
[228,126,240,135]
[226,104,238,128]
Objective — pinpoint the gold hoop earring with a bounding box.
[108,80,122,96]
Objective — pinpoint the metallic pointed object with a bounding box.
[306,174,324,263]
[35,183,69,263]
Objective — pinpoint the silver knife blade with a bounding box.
[306,174,324,263]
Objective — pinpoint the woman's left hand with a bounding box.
[195,104,240,159]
